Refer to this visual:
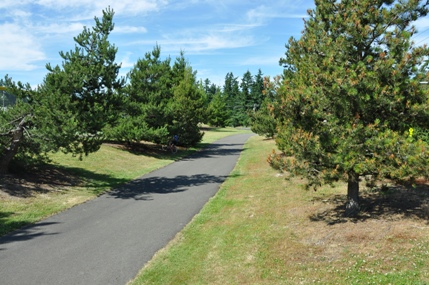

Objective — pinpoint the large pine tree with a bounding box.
[40,7,124,157]
[272,0,429,215]
[0,8,124,172]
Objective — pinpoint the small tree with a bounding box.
[170,66,205,146]
[207,91,229,127]
[223,72,241,126]
[107,45,172,144]
[250,69,265,111]
[250,76,279,138]
[1,8,129,173]
[271,0,429,216]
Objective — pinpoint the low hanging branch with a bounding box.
[0,114,32,174]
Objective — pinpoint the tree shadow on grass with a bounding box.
[309,184,429,225]
[0,164,128,237]
[0,164,128,198]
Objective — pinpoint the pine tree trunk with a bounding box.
[0,119,25,174]
[345,170,360,217]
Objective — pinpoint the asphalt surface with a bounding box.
[0,133,254,285]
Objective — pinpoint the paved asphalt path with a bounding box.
[0,133,254,285]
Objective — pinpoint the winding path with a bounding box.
[0,133,253,285]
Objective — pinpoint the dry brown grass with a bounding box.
[3,131,429,284]
[131,136,429,285]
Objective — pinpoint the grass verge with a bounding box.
[128,136,429,285]
[0,127,250,236]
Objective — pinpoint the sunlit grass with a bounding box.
[128,136,429,285]
[4,127,428,284]
[0,127,249,236]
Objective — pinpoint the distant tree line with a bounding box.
[0,7,267,173]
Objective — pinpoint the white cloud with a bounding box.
[159,33,256,53]
[115,26,147,34]
[118,52,135,69]
[34,0,169,19]
[240,55,282,67]
[0,0,311,85]
[32,22,85,36]
[0,0,31,9]
[246,3,310,24]
[0,23,46,71]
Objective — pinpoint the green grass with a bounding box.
[3,127,429,284]
[0,127,250,236]
[128,136,429,285]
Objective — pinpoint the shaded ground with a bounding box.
[0,141,169,199]
[310,182,429,225]
[0,166,83,199]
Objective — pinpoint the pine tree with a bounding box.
[40,7,125,157]
[110,44,172,144]
[1,8,124,172]
[170,66,205,146]
[238,70,254,126]
[250,69,265,111]
[223,72,241,126]
[207,91,229,127]
[271,0,429,216]
[0,77,40,173]
[250,76,279,138]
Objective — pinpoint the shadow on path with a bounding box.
[181,143,247,160]
[0,222,59,248]
[109,173,241,200]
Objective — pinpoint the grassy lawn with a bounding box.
[2,127,429,284]
[128,136,429,285]
[0,127,250,236]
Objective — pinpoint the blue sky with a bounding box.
[1,0,429,88]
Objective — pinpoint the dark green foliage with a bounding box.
[170,66,205,146]
[0,7,125,173]
[40,7,125,157]
[249,100,276,138]
[223,72,241,126]
[0,77,49,173]
[202,78,219,102]
[221,70,265,127]
[207,91,229,127]
[106,45,172,144]
[107,47,205,146]
[271,0,429,215]
[250,69,265,111]
[249,76,280,138]
[413,127,429,144]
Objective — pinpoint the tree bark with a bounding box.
[345,170,360,217]
[0,117,26,174]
